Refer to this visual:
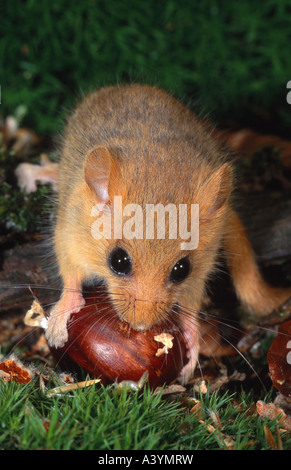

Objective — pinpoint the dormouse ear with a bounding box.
[202,163,232,218]
[84,146,116,203]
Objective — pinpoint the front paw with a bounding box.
[178,358,196,385]
[46,312,69,348]
[178,343,199,384]
[45,293,85,348]
[177,324,200,384]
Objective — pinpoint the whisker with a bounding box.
[170,303,277,389]
[171,305,228,373]
[4,327,42,358]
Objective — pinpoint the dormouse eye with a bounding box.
[170,257,190,283]
[108,248,132,276]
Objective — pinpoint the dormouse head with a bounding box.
[83,144,232,331]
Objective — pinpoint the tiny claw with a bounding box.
[46,314,69,348]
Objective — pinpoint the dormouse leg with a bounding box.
[46,276,85,348]
[178,314,200,384]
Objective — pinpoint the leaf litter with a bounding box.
[1,120,291,448]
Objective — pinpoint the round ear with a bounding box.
[202,163,232,218]
[84,146,116,204]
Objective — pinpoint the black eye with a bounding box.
[170,257,190,283]
[108,248,132,276]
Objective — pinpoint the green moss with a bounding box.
[1,378,290,450]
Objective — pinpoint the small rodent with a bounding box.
[45,84,291,382]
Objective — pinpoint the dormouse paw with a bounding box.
[46,313,69,348]
[178,360,195,385]
[178,342,199,385]
[45,293,85,348]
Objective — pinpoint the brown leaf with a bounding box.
[264,425,279,450]
[155,384,186,396]
[15,154,58,193]
[256,400,291,431]
[190,401,203,420]
[267,320,291,398]
[0,357,34,384]
[46,378,101,397]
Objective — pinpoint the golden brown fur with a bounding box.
[46,84,291,382]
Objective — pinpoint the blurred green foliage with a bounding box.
[1,0,291,136]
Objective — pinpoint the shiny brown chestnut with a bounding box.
[51,290,187,388]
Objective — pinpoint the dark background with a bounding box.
[1,0,291,138]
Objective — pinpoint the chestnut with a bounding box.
[51,290,187,388]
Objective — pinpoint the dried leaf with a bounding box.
[223,436,236,450]
[155,384,186,396]
[267,320,291,398]
[0,357,34,384]
[190,364,246,393]
[190,401,203,420]
[256,400,291,431]
[24,297,47,329]
[264,425,279,450]
[194,379,208,394]
[198,419,235,449]
[208,409,222,429]
[46,378,101,397]
[15,154,58,193]
[0,369,10,382]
